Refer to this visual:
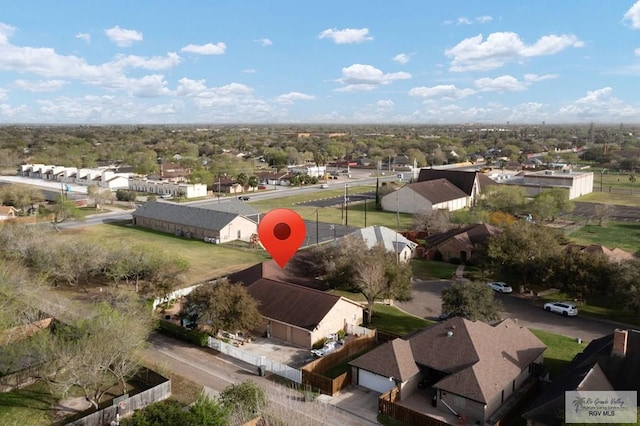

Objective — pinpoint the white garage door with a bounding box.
[358,370,394,394]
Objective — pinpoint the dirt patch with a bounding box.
[53,396,92,422]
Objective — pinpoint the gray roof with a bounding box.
[347,225,417,254]
[133,201,256,231]
[198,200,260,218]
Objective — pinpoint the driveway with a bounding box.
[397,278,618,343]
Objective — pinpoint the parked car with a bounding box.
[544,301,578,316]
[320,183,329,189]
[238,196,250,201]
[488,281,513,293]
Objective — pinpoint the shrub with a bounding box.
[336,329,346,340]
[157,320,209,347]
[312,337,328,349]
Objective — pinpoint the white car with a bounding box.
[544,301,578,316]
[310,340,340,357]
[488,281,513,293]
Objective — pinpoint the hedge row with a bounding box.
[157,320,209,347]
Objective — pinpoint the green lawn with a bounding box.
[575,191,640,206]
[567,221,640,255]
[411,259,458,280]
[64,223,269,284]
[368,304,432,336]
[0,381,57,426]
[248,188,414,229]
[530,328,587,379]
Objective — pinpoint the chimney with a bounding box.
[612,329,628,358]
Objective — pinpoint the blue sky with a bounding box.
[2,1,640,124]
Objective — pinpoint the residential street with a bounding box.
[143,333,378,426]
[397,278,619,343]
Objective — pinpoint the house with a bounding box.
[227,261,364,348]
[523,329,640,426]
[341,225,418,262]
[564,243,635,263]
[380,179,470,214]
[417,168,496,205]
[128,177,208,199]
[132,200,259,243]
[424,223,501,262]
[0,206,18,221]
[350,317,546,425]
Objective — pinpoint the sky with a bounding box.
[2,1,640,125]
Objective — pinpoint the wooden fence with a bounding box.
[302,334,377,396]
[379,388,450,426]
[66,369,171,426]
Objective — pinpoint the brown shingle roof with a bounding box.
[405,179,469,204]
[349,339,419,381]
[243,278,341,331]
[424,223,501,249]
[417,169,496,196]
[350,317,546,404]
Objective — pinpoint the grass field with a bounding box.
[248,187,415,230]
[567,221,640,255]
[411,259,459,280]
[367,304,432,336]
[530,328,587,379]
[575,191,640,206]
[64,223,269,284]
[0,381,57,426]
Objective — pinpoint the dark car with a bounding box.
[238,196,250,201]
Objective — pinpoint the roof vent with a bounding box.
[446,331,454,337]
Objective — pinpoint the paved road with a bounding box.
[143,333,378,426]
[397,279,618,343]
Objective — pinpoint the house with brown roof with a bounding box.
[424,223,501,262]
[380,179,470,214]
[417,168,496,205]
[350,317,546,425]
[523,329,640,426]
[564,243,635,263]
[228,261,363,348]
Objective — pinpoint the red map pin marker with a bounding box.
[258,208,306,268]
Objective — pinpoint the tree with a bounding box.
[530,188,574,222]
[413,209,451,235]
[248,175,259,190]
[487,221,566,287]
[236,172,249,191]
[482,185,526,214]
[354,246,388,324]
[0,183,44,214]
[219,381,268,425]
[554,249,613,303]
[44,300,155,409]
[441,281,502,322]
[593,203,614,226]
[612,260,640,318]
[182,279,262,334]
[48,195,84,230]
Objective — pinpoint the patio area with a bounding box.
[397,389,467,425]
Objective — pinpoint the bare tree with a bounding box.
[413,209,452,234]
[354,245,389,324]
[593,203,614,226]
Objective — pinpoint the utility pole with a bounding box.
[316,209,319,245]
[344,183,349,227]
[364,198,367,228]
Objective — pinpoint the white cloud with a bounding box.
[76,33,91,43]
[523,73,558,82]
[318,28,373,44]
[575,87,613,104]
[635,47,640,56]
[105,26,143,47]
[623,1,640,29]
[409,84,475,99]
[254,38,272,47]
[181,42,226,55]
[335,64,411,92]
[445,32,583,71]
[445,15,493,25]
[475,75,527,92]
[375,100,394,107]
[392,53,413,64]
[242,69,258,74]
[129,74,171,97]
[274,92,315,104]
[13,79,67,92]
[0,88,8,101]
[111,53,181,70]
[0,23,16,45]
[558,87,640,120]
